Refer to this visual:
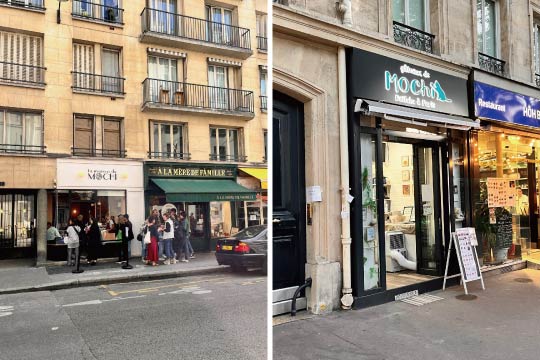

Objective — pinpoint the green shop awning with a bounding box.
[151,178,257,202]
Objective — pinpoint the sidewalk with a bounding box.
[0,252,230,295]
[274,268,540,360]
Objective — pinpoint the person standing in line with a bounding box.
[159,212,175,265]
[65,219,80,266]
[178,211,190,262]
[170,209,182,264]
[145,210,159,266]
[86,217,101,266]
[124,214,134,259]
[183,211,195,259]
[75,214,87,259]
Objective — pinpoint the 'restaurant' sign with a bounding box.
[474,81,540,128]
[147,164,235,179]
[346,48,469,117]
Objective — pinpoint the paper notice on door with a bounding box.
[306,186,323,203]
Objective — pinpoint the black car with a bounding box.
[215,225,267,273]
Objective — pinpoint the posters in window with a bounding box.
[487,178,515,208]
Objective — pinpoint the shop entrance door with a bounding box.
[0,192,36,259]
[413,143,444,276]
[185,203,211,251]
[272,91,306,291]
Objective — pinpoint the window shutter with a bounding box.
[0,31,42,83]
[73,43,95,88]
[103,119,121,154]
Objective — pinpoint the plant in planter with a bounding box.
[362,167,377,219]
[105,8,117,22]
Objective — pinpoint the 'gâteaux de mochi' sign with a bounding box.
[475,81,540,128]
[346,48,469,117]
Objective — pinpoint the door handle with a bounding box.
[272,218,281,224]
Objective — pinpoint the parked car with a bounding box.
[215,225,267,274]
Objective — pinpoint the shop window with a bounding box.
[392,0,427,31]
[210,127,245,162]
[476,0,499,58]
[0,109,43,154]
[150,121,187,159]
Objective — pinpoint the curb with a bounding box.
[0,265,231,295]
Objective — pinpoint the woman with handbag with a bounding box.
[145,210,160,266]
[65,218,80,266]
[86,217,101,266]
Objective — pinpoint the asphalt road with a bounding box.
[0,272,267,360]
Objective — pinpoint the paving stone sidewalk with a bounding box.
[0,252,230,295]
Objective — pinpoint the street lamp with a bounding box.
[57,0,69,24]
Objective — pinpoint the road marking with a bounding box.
[104,276,229,297]
[0,305,14,318]
[192,290,212,295]
[51,327,59,331]
[63,295,147,307]
[158,286,201,296]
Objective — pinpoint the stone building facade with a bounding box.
[273,0,540,314]
[0,0,267,262]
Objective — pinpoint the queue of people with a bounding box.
[141,208,195,266]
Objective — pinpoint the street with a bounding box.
[0,272,267,360]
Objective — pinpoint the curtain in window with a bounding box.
[228,129,238,160]
[408,0,425,30]
[477,0,497,57]
[24,113,42,148]
[218,128,227,160]
[392,0,405,24]
[535,24,540,73]
[6,112,23,150]
[102,49,120,93]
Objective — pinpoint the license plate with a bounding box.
[221,245,233,251]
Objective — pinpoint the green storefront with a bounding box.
[144,162,257,251]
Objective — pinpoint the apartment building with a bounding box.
[0,0,267,262]
[273,0,540,315]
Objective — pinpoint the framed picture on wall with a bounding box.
[401,156,409,167]
[402,184,410,196]
[402,170,410,182]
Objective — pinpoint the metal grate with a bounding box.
[389,233,405,250]
[401,294,444,306]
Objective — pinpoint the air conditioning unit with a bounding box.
[385,231,407,272]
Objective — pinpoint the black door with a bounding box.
[273,91,306,290]
[414,144,444,276]
[0,192,37,259]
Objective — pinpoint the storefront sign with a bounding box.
[57,159,143,189]
[215,194,257,201]
[147,164,235,179]
[474,81,540,128]
[347,48,469,116]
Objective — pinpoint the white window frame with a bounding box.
[393,0,430,32]
[477,0,500,58]
[534,19,540,74]
[210,126,242,161]
[151,121,187,157]
[0,109,43,149]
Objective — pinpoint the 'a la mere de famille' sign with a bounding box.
[475,81,540,128]
[147,164,236,179]
[347,48,469,117]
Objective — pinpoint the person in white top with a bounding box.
[66,218,81,266]
[158,213,176,265]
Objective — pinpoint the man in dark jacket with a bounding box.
[170,209,182,264]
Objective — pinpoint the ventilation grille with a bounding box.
[389,233,405,250]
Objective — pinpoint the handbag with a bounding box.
[143,231,151,244]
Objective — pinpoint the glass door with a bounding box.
[150,0,176,34]
[208,65,228,109]
[414,144,443,276]
[102,49,120,93]
[207,6,233,45]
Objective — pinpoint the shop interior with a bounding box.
[476,130,540,263]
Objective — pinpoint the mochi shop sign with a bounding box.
[347,48,469,117]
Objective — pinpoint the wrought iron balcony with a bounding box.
[260,95,267,111]
[0,0,44,10]
[393,21,434,53]
[209,154,247,162]
[0,61,45,86]
[72,148,126,158]
[535,73,540,88]
[72,0,124,25]
[142,78,254,117]
[257,36,267,51]
[0,144,46,154]
[140,8,252,59]
[148,151,191,160]
[72,72,125,95]
[478,53,505,76]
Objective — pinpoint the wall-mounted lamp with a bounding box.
[57,0,69,24]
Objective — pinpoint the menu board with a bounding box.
[495,209,513,248]
[487,178,515,208]
[455,228,481,281]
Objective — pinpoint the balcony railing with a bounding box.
[534,73,540,88]
[0,144,45,154]
[257,36,267,51]
[143,78,254,114]
[141,8,251,51]
[72,0,124,25]
[148,151,191,160]
[260,95,267,111]
[0,0,44,10]
[393,21,434,53]
[72,72,125,95]
[478,53,505,76]
[0,61,45,86]
[72,148,126,158]
[209,154,247,162]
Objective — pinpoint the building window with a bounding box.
[73,115,124,157]
[0,31,45,86]
[0,109,43,154]
[534,20,540,86]
[150,121,188,159]
[256,13,268,51]
[260,67,267,111]
[392,0,427,31]
[206,5,234,45]
[146,55,182,104]
[210,127,244,162]
[263,130,267,162]
[148,0,178,35]
[72,43,124,95]
[477,0,498,57]
[72,0,124,24]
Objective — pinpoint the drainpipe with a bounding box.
[338,46,354,310]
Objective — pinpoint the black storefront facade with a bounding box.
[144,162,257,251]
[346,48,479,307]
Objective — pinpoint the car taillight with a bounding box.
[234,242,250,253]
[216,244,221,251]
